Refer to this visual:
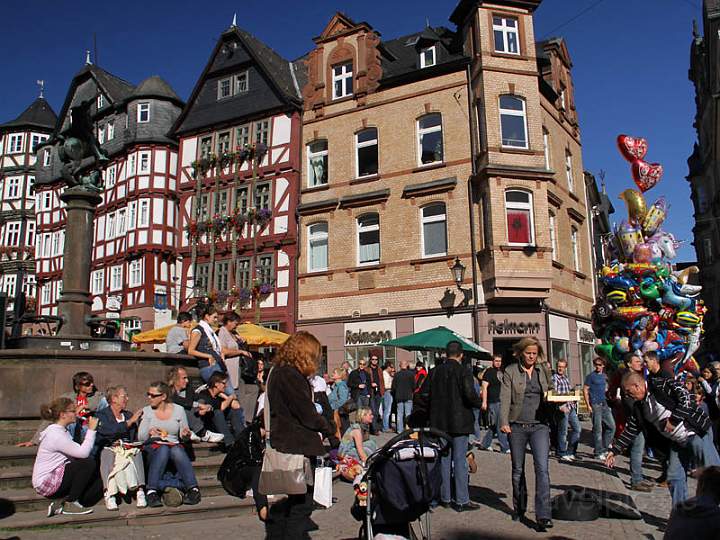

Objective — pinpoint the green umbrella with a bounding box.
[379,326,491,358]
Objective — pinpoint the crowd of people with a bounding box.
[23,311,720,538]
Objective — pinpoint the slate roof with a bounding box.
[0,97,57,131]
[131,75,183,104]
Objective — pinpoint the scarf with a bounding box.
[198,320,222,355]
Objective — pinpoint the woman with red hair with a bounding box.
[264,331,335,539]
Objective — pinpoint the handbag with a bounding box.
[258,369,311,496]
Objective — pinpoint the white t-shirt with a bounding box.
[383,370,393,390]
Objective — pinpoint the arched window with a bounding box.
[356,128,378,178]
[505,190,534,246]
[307,222,329,272]
[421,203,447,257]
[499,95,528,149]
[357,213,380,265]
[417,113,443,165]
[307,140,328,187]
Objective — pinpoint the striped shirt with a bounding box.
[552,373,576,410]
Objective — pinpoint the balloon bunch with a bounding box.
[591,135,706,374]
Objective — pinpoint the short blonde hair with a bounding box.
[332,367,347,380]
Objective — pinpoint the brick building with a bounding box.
[0,95,56,317]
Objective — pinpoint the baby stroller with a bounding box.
[351,427,450,540]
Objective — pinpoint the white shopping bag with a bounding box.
[312,466,333,508]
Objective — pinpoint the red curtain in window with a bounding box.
[507,209,530,244]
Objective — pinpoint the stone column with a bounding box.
[57,187,102,336]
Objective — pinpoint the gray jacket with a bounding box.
[499,361,554,427]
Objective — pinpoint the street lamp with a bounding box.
[450,257,465,289]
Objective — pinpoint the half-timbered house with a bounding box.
[0,96,56,315]
[171,22,303,333]
[34,63,184,338]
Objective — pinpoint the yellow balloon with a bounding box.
[619,189,647,223]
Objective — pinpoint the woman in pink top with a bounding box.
[31,397,103,517]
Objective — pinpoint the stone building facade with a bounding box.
[34,63,184,338]
[688,1,720,355]
[0,96,56,319]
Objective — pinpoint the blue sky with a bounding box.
[1,0,702,260]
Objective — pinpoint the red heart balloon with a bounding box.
[617,134,648,162]
[631,159,663,192]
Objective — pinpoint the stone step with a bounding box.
[0,453,225,491]
[3,475,228,513]
[0,493,258,532]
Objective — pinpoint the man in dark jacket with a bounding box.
[391,359,415,433]
[348,359,372,407]
[366,355,385,434]
[418,341,482,512]
[664,466,720,540]
[606,371,720,505]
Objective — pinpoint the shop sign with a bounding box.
[106,296,122,312]
[488,319,540,336]
[344,320,396,346]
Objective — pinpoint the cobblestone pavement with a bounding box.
[14,423,686,540]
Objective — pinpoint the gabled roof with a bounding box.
[131,75,183,105]
[314,12,374,43]
[172,25,303,137]
[450,0,542,25]
[0,97,57,131]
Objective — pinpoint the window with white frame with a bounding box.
[357,213,380,265]
[106,165,117,187]
[236,125,250,149]
[332,62,353,100]
[91,269,105,295]
[235,187,249,213]
[129,259,142,287]
[43,148,52,167]
[417,113,443,165]
[9,134,23,153]
[117,208,127,235]
[307,222,329,272]
[499,95,528,148]
[51,231,60,256]
[195,263,210,294]
[217,132,231,155]
[97,93,105,109]
[41,283,51,305]
[197,193,209,220]
[218,77,232,100]
[139,199,150,227]
[505,190,534,245]
[98,125,106,144]
[110,265,123,291]
[256,254,273,285]
[107,121,115,141]
[137,102,150,123]
[128,154,137,175]
[42,191,52,210]
[234,71,249,94]
[421,203,448,257]
[27,176,35,198]
[139,152,151,173]
[106,212,116,239]
[356,128,378,178]
[5,177,21,199]
[549,211,557,260]
[123,319,142,340]
[493,15,520,54]
[543,128,550,169]
[215,260,230,292]
[42,233,51,257]
[420,45,436,68]
[565,150,574,192]
[23,275,36,297]
[31,134,47,152]
[26,221,35,247]
[307,141,328,187]
[3,275,16,298]
[236,258,251,290]
[571,226,580,271]
[215,190,228,215]
[5,221,21,246]
[128,201,137,230]
[254,120,270,146]
[200,137,212,159]
[56,280,63,301]
[254,184,271,211]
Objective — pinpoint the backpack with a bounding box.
[217,420,264,497]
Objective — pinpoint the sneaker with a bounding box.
[560,455,575,463]
[452,501,481,512]
[104,492,119,511]
[183,487,202,506]
[189,431,202,443]
[476,444,494,452]
[162,487,184,507]
[630,482,653,493]
[61,501,94,515]
[200,430,225,443]
[47,501,61,518]
[466,451,478,474]
[135,489,147,508]
[146,490,163,508]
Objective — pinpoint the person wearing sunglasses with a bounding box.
[138,382,200,508]
[32,397,102,517]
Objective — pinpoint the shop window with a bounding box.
[417,113,443,165]
[357,213,380,265]
[551,340,569,370]
[499,95,528,149]
[344,345,396,369]
[307,140,328,187]
[505,190,534,246]
[421,203,447,257]
[579,344,594,381]
[307,222,329,272]
[356,128,378,178]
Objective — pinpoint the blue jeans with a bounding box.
[440,435,470,505]
[630,431,645,484]
[200,364,236,396]
[382,392,393,432]
[396,400,412,432]
[557,407,581,457]
[480,402,509,452]
[145,444,198,492]
[471,408,482,444]
[209,407,245,446]
[508,423,551,520]
[591,402,615,456]
[667,430,720,505]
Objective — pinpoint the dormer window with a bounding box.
[97,93,105,109]
[217,71,249,101]
[235,72,249,94]
[218,78,232,99]
[420,46,436,68]
[493,16,520,55]
[332,62,353,100]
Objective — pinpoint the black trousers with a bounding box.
[52,458,103,507]
[265,460,316,540]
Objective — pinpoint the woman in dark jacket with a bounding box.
[264,331,335,540]
[499,336,554,532]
